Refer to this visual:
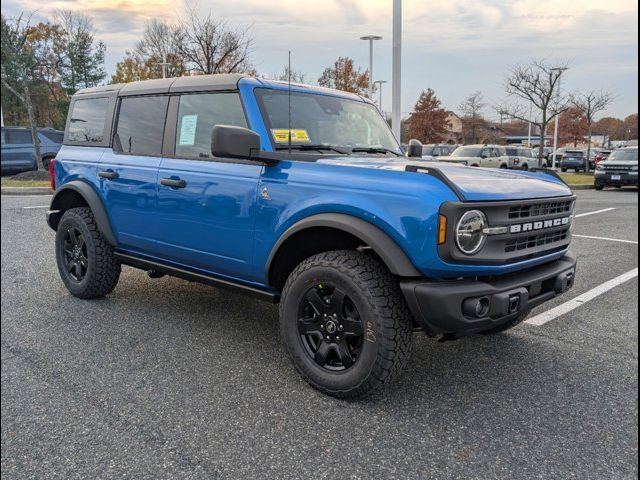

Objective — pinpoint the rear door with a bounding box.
[155,91,261,280]
[99,95,168,253]
[3,129,36,172]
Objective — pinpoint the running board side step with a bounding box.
[114,252,280,303]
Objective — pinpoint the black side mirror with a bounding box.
[407,139,423,158]
[211,125,261,160]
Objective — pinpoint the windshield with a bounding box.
[256,89,400,153]
[608,149,638,162]
[451,146,482,157]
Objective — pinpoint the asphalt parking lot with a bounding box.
[1,189,638,480]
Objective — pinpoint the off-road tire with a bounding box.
[279,250,412,398]
[480,310,530,335]
[55,207,121,299]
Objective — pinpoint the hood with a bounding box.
[316,157,572,201]
[603,160,638,166]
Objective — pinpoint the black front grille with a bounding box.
[602,165,633,172]
[505,228,570,253]
[439,195,576,265]
[508,200,574,219]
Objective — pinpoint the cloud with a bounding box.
[1,0,637,117]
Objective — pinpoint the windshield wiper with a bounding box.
[275,144,350,154]
[350,147,401,157]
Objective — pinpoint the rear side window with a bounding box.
[6,130,33,145]
[115,96,169,156]
[67,97,109,143]
[40,130,64,144]
[175,92,247,159]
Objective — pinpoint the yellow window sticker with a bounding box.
[271,129,311,143]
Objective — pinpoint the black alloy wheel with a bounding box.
[62,226,88,282]
[297,283,364,371]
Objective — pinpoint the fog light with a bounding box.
[463,297,491,318]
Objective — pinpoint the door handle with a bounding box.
[160,177,187,188]
[98,170,119,180]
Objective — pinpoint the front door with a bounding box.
[155,92,261,280]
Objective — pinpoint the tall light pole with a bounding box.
[551,67,568,169]
[374,80,387,111]
[391,0,402,142]
[360,35,382,100]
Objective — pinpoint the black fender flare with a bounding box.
[265,213,421,281]
[49,180,117,246]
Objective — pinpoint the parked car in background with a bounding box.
[594,147,638,190]
[532,146,554,161]
[559,150,588,172]
[421,144,455,160]
[438,144,510,168]
[594,150,612,165]
[559,149,598,172]
[1,127,64,175]
[505,147,540,170]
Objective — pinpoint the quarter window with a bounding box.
[175,93,247,159]
[115,96,168,156]
[67,97,109,143]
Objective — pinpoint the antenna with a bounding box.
[288,50,292,154]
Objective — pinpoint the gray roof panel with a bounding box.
[169,73,246,92]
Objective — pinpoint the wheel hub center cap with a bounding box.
[325,320,337,334]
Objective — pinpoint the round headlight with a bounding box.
[456,210,487,255]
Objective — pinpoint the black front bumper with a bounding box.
[594,173,638,187]
[400,252,577,336]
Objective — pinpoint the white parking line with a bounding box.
[22,205,50,209]
[525,268,639,326]
[574,207,616,218]
[573,234,638,245]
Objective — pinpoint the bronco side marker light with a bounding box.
[438,215,447,244]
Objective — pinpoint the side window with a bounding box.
[40,130,64,144]
[175,92,247,159]
[115,96,168,156]
[67,97,109,143]
[7,130,33,145]
[480,148,491,158]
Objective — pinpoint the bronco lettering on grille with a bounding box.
[509,216,571,234]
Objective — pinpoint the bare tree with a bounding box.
[173,7,254,75]
[276,65,306,84]
[136,19,184,78]
[498,59,570,164]
[1,13,44,170]
[571,90,616,171]
[458,91,487,144]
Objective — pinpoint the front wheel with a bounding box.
[279,250,412,398]
[595,183,604,191]
[55,207,121,299]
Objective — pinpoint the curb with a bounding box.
[570,184,595,190]
[1,187,53,196]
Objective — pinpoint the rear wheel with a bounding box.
[55,207,121,299]
[561,168,567,172]
[279,250,412,398]
[42,156,55,170]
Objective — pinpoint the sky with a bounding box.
[2,0,638,120]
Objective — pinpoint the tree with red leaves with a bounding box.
[318,57,370,97]
[407,89,450,143]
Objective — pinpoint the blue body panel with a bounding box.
[54,79,575,290]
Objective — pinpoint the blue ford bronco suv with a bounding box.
[47,74,577,398]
